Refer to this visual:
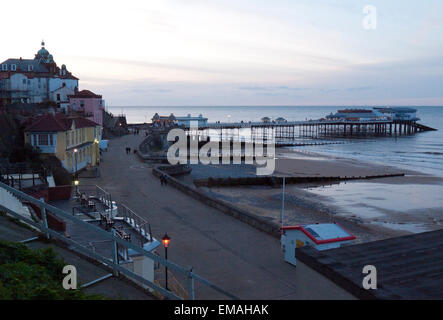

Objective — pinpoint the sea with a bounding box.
[108,105,443,177]
[108,106,443,233]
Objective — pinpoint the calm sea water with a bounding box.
[108,106,443,177]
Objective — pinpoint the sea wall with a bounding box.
[152,167,282,238]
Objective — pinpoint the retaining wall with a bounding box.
[152,167,281,238]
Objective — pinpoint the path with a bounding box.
[87,134,298,299]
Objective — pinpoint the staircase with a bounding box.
[0,184,33,221]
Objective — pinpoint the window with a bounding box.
[66,132,69,147]
[11,64,16,71]
[49,134,53,145]
[33,135,37,146]
[1,64,7,71]
[28,65,34,72]
[38,134,49,146]
[57,94,61,101]
[23,79,27,84]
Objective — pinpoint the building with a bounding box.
[0,41,78,106]
[326,109,388,121]
[294,229,443,299]
[69,89,105,126]
[175,114,208,127]
[151,113,176,128]
[24,113,101,173]
[373,107,419,121]
[281,223,355,266]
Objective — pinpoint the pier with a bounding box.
[182,119,436,141]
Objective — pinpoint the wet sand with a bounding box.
[192,148,443,242]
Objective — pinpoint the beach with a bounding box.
[189,147,443,243]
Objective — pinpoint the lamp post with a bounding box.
[73,148,78,173]
[73,148,78,192]
[162,233,171,290]
[281,176,285,229]
[74,179,79,194]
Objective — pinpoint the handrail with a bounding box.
[0,181,238,300]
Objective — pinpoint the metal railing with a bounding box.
[118,204,153,242]
[0,181,239,300]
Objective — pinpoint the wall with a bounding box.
[294,260,357,300]
[152,167,281,238]
[70,97,103,126]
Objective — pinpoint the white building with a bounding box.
[175,114,208,127]
[0,41,79,106]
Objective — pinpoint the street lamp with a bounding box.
[162,233,171,290]
[73,148,78,173]
[74,179,79,194]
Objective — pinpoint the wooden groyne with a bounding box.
[193,173,405,187]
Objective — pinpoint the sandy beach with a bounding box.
[188,147,443,243]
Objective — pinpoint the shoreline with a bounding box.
[181,147,443,242]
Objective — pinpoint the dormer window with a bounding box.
[11,64,16,71]
[1,64,7,71]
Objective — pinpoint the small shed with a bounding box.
[281,223,355,266]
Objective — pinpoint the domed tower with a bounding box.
[35,41,50,60]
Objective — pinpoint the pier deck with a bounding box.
[182,119,436,140]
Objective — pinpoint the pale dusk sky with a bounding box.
[2,0,443,106]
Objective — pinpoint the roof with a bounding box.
[24,114,98,132]
[282,223,355,244]
[1,58,49,73]
[296,229,443,299]
[68,90,102,99]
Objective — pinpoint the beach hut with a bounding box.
[281,223,355,266]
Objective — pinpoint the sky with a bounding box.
[1,0,443,106]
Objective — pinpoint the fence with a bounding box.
[0,181,238,300]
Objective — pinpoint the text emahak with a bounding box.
[174,304,270,318]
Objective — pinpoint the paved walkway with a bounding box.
[87,134,298,299]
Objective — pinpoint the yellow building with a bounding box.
[24,113,101,173]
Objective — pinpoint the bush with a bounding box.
[0,241,104,300]
[41,156,72,186]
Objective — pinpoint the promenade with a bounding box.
[89,134,298,299]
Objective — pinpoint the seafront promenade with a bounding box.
[86,134,299,299]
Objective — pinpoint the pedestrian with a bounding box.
[128,147,131,154]
[160,175,164,186]
[163,174,168,186]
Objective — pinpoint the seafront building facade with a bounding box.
[0,42,78,106]
[69,89,105,126]
[24,113,101,173]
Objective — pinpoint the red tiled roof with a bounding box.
[69,89,102,99]
[24,113,98,132]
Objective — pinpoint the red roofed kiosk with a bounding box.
[281,223,356,266]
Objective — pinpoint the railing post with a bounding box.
[111,228,119,276]
[40,198,50,239]
[188,267,195,300]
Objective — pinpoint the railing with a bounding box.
[0,181,238,300]
[118,204,152,242]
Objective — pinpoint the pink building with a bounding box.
[69,89,104,126]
